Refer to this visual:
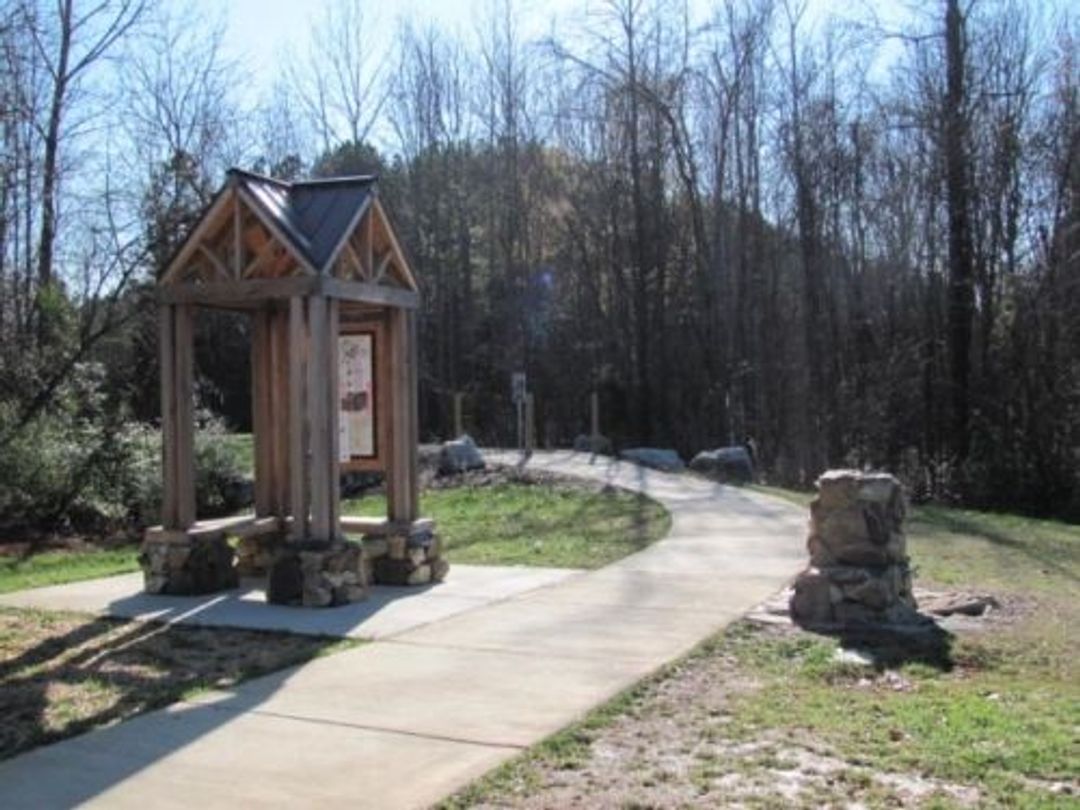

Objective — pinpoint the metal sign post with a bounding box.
[512,372,526,451]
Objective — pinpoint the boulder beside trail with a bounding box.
[573,433,612,455]
[437,434,486,475]
[619,447,685,473]
[690,446,754,483]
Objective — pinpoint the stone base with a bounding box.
[790,564,918,628]
[267,541,368,607]
[140,534,238,595]
[365,522,449,587]
[235,532,282,577]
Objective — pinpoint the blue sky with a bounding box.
[204,0,583,81]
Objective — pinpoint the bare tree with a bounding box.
[287,0,387,156]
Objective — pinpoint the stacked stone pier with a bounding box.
[790,470,918,628]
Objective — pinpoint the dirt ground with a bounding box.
[457,589,1066,810]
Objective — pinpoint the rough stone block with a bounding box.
[268,541,368,607]
[140,533,238,596]
[235,532,281,577]
[789,568,835,626]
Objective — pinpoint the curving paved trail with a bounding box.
[0,451,807,809]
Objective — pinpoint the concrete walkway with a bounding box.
[0,451,807,809]
[0,566,579,640]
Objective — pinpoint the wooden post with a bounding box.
[388,307,417,524]
[590,391,600,440]
[251,309,273,516]
[288,296,308,541]
[525,392,535,453]
[159,304,178,529]
[327,298,341,539]
[307,294,330,541]
[453,391,464,437]
[407,309,420,520]
[174,304,196,528]
[269,307,291,513]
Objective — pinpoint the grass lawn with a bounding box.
[345,482,670,569]
[0,607,355,761]
[0,482,668,594]
[0,548,140,594]
[444,492,1080,809]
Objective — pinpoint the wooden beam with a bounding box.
[197,245,229,280]
[235,185,318,275]
[159,305,178,529]
[373,250,393,284]
[340,516,435,536]
[344,241,366,280]
[288,296,308,541]
[372,198,419,292]
[244,230,278,278]
[157,277,318,306]
[364,207,374,280]
[160,187,233,284]
[233,193,243,278]
[145,514,281,543]
[174,304,196,528]
[322,277,419,309]
[158,277,416,309]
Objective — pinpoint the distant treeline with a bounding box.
[1,0,1077,530]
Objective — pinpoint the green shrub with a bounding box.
[0,365,250,538]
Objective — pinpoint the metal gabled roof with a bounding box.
[227,168,377,273]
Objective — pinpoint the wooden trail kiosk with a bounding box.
[142,169,446,607]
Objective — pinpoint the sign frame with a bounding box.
[338,323,385,471]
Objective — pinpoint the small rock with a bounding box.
[573,434,612,455]
[834,647,877,667]
[919,592,999,617]
[619,447,685,473]
[689,446,754,483]
[438,434,486,475]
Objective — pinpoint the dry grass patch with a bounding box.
[0,607,354,761]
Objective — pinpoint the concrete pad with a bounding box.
[189,640,646,748]
[0,565,580,639]
[0,698,512,810]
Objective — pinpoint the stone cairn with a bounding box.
[790,470,918,628]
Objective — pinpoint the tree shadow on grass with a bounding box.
[914,508,1079,585]
[0,613,334,763]
[797,617,956,673]
[429,462,665,565]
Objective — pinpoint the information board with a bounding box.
[339,333,376,460]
